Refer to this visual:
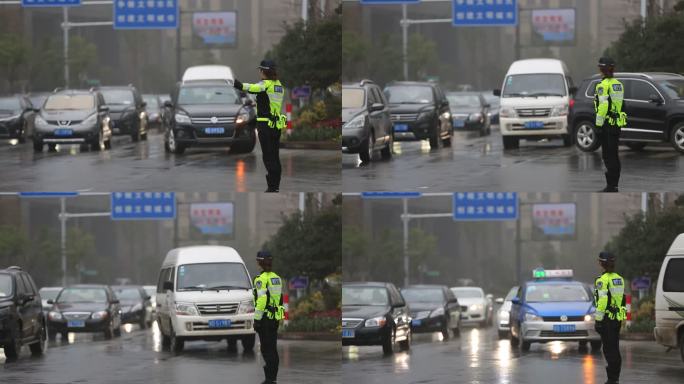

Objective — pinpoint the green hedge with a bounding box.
[282,317,339,333]
[285,126,341,142]
[626,317,655,333]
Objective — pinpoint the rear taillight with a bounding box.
[569,99,575,109]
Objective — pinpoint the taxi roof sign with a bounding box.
[532,268,573,279]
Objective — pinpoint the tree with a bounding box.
[0,34,29,92]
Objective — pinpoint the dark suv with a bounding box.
[342,80,393,163]
[570,72,684,153]
[384,81,452,149]
[0,266,46,360]
[97,85,148,142]
[0,95,37,142]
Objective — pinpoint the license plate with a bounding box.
[553,324,576,333]
[67,320,85,328]
[524,121,545,129]
[205,127,225,135]
[453,119,465,128]
[208,319,231,328]
[54,128,73,137]
[393,123,409,132]
[411,319,422,327]
[341,329,355,338]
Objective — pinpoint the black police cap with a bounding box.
[598,57,616,67]
[598,251,616,262]
[256,250,273,261]
[257,60,277,70]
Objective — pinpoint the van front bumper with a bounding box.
[500,116,568,136]
[172,313,255,338]
[654,325,678,348]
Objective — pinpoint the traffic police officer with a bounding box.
[594,251,627,384]
[594,57,627,192]
[234,60,287,193]
[253,250,285,384]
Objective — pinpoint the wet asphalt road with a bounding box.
[0,131,340,192]
[0,323,340,384]
[342,126,684,192]
[342,322,684,384]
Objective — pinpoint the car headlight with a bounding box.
[238,300,255,314]
[549,104,569,117]
[499,107,517,118]
[470,304,482,311]
[82,113,98,126]
[584,314,593,322]
[441,111,451,120]
[499,310,510,321]
[35,115,48,127]
[343,114,365,130]
[524,312,543,322]
[131,303,143,312]
[48,311,63,320]
[430,307,445,317]
[235,111,250,125]
[174,113,191,125]
[364,316,387,328]
[417,111,433,121]
[468,113,483,122]
[175,302,199,316]
[91,311,108,320]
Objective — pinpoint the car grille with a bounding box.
[460,306,468,312]
[539,330,588,337]
[341,319,363,329]
[543,316,584,322]
[191,320,248,331]
[196,303,239,316]
[191,116,236,125]
[516,108,550,117]
[63,312,91,320]
[47,120,83,126]
[391,114,418,121]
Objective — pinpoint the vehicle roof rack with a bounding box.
[359,79,375,86]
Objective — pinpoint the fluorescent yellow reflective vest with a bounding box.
[253,271,285,321]
[594,272,627,321]
[594,77,627,128]
[240,79,287,130]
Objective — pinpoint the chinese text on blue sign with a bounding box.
[111,192,176,220]
[452,0,517,27]
[114,0,179,30]
[22,0,81,7]
[453,192,518,221]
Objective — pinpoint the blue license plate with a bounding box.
[205,127,225,135]
[411,319,422,327]
[394,124,409,132]
[54,128,73,137]
[208,319,231,328]
[453,119,465,128]
[67,320,85,328]
[341,329,355,338]
[524,121,545,129]
[553,324,576,333]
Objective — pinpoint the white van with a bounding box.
[495,59,575,150]
[654,233,684,362]
[182,65,234,85]
[156,246,255,353]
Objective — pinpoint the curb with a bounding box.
[621,332,655,341]
[279,332,339,341]
[280,141,339,150]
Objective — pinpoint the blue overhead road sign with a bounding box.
[361,192,422,199]
[111,192,176,220]
[452,0,518,27]
[453,192,518,221]
[22,0,81,7]
[113,0,179,30]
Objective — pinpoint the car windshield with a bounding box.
[342,286,389,306]
[505,287,519,301]
[447,94,481,108]
[657,79,684,99]
[100,89,134,105]
[176,262,251,291]
[384,85,434,104]
[525,283,590,303]
[178,86,241,105]
[502,74,566,98]
[39,288,61,301]
[114,288,141,301]
[143,96,159,108]
[44,94,94,111]
[0,97,21,112]
[342,88,365,109]
[0,274,12,298]
[483,94,500,107]
[451,288,484,299]
[401,288,443,303]
[57,288,108,303]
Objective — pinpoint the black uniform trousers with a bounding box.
[256,317,280,382]
[600,122,621,189]
[258,121,282,191]
[600,319,622,383]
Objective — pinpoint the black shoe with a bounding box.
[265,188,279,193]
[599,186,619,192]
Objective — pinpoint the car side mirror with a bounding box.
[493,89,501,96]
[111,299,120,304]
[98,105,109,112]
[47,299,54,305]
[369,102,384,112]
[495,297,504,304]
[392,301,406,308]
[164,100,173,109]
[448,298,459,304]
[163,281,174,291]
[511,297,520,305]
[649,94,663,104]
[141,101,147,108]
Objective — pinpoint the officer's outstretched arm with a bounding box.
[254,279,268,320]
[595,85,609,127]
[240,81,267,94]
[595,279,609,321]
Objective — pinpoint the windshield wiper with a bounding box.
[504,93,535,98]
[179,286,207,291]
[528,92,564,97]
[207,285,248,291]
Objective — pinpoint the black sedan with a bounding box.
[342,282,411,354]
[401,285,462,339]
[0,94,37,142]
[446,92,491,136]
[112,285,152,329]
[47,285,122,340]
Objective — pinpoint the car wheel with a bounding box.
[521,340,531,352]
[380,132,393,160]
[29,324,47,356]
[91,131,103,151]
[441,321,450,340]
[167,129,185,155]
[32,140,43,152]
[359,131,373,163]
[382,329,395,355]
[670,122,684,154]
[241,334,256,352]
[562,134,572,147]
[399,330,411,351]
[229,127,257,154]
[3,326,22,360]
[429,122,441,149]
[443,125,452,146]
[226,338,238,352]
[591,340,602,351]
[575,120,601,152]
[170,328,184,354]
[502,136,519,150]
[678,332,684,362]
